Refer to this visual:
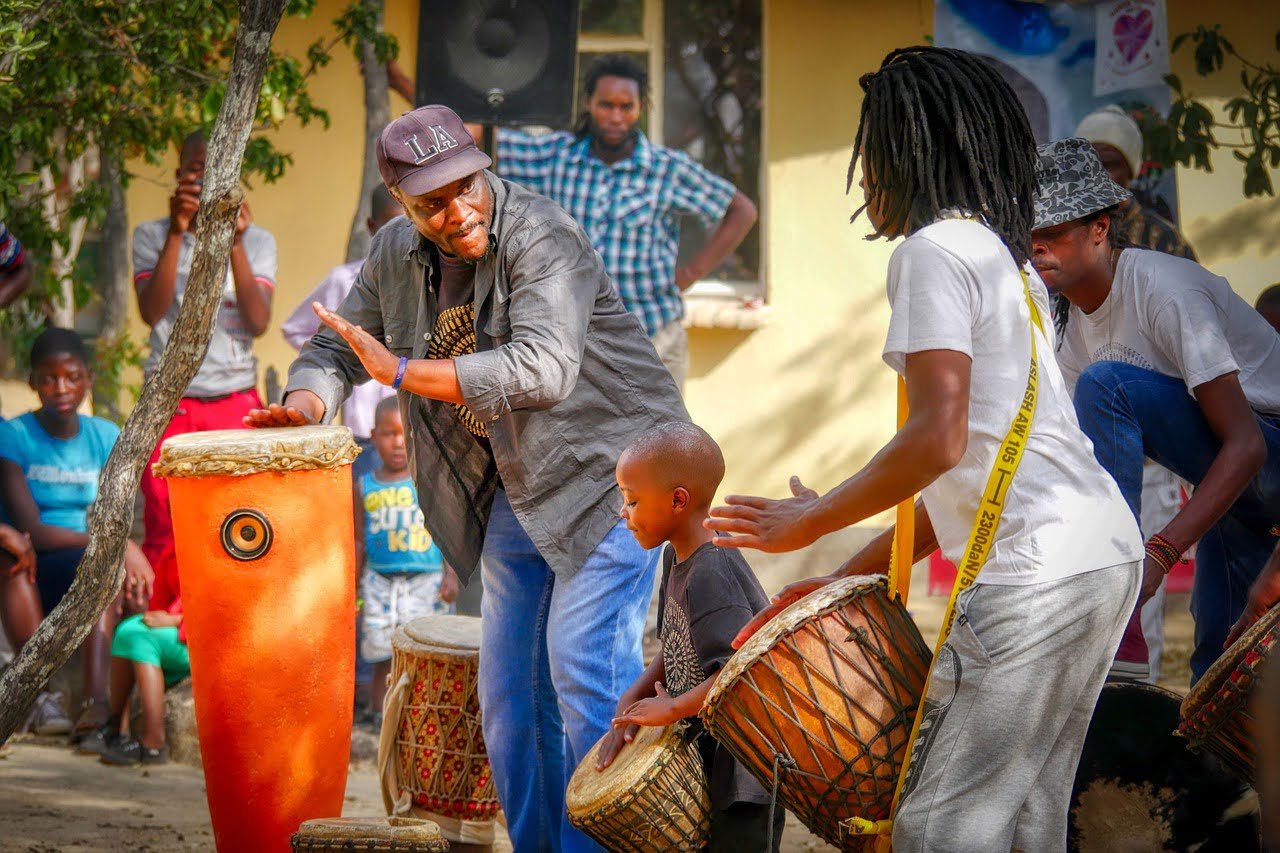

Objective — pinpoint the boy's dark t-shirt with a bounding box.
[657,541,771,810]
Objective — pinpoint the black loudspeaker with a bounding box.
[415,0,582,127]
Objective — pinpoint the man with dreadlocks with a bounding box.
[705,47,1141,851]
[1032,137,1280,683]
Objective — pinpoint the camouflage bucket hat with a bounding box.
[1032,137,1132,231]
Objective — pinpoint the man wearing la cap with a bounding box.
[1032,137,1280,681]
[247,105,688,851]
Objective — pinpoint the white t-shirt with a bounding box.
[132,218,277,398]
[1056,248,1280,415]
[883,219,1141,585]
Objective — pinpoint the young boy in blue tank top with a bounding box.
[356,396,458,721]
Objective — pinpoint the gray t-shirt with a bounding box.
[132,218,277,398]
[657,541,771,809]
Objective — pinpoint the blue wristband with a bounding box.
[392,356,408,390]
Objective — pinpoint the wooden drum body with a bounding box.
[566,722,711,851]
[1178,603,1280,786]
[157,426,360,853]
[291,816,448,851]
[379,615,499,845]
[701,575,931,850]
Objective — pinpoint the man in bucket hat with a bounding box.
[1032,137,1280,683]
[248,105,688,851]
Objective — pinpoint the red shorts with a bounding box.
[142,388,262,610]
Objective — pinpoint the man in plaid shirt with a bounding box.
[419,53,758,388]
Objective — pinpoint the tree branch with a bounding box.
[0,0,291,742]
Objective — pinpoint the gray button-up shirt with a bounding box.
[285,172,688,582]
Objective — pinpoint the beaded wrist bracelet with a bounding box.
[1144,533,1182,574]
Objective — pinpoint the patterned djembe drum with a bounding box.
[379,615,500,847]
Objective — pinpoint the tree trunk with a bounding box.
[0,0,291,741]
[39,143,88,329]
[345,0,389,264]
[93,156,130,421]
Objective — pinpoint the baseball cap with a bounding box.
[1032,137,1132,231]
[376,105,492,197]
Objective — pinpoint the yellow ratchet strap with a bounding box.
[855,270,1044,851]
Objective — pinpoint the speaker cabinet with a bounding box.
[416,0,582,127]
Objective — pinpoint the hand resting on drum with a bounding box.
[1226,539,1280,647]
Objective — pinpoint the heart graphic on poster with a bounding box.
[1114,9,1153,63]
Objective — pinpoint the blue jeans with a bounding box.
[478,490,659,852]
[1073,362,1280,679]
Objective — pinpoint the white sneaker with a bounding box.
[28,690,72,736]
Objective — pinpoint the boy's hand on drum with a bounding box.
[313,303,398,386]
[732,575,837,648]
[705,476,821,553]
[1225,541,1280,647]
[244,391,324,428]
[613,682,683,729]
[595,723,636,771]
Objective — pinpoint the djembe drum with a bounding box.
[379,615,499,847]
[290,816,449,852]
[156,426,360,853]
[1178,602,1280,786]
[1070,682,1259,851]
[701,575,932,851]
[566,722,711,851]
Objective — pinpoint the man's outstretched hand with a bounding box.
[243,390,324,429]
[705,475,822,553]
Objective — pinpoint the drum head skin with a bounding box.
[291,816,447,850]
[707,574,886,707]
[566,724,680,815]
[155,425,360,478]
[1069,683,1259,852]
[402,614,482,652]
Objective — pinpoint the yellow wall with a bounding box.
[5,0,1273,581]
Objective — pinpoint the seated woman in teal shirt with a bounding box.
[0,328,153,741]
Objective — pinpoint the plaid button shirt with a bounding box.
[498,129,737,335]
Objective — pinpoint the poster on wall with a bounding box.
[935,0,1177,218]
[1095,0,1171,96]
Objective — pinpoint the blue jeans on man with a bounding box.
[478,490,659,852]
[1073,361,1280,681]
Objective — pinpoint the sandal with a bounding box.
[71,697,110,744]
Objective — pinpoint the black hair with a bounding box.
[848,46,1038,269]
[575,53,648,137]
[1050,204,1122,344]
[29,327,90,372]
[1257,283,1280,312]
[373,395,400,426]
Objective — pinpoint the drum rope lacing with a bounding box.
[846,268,1044,849]
[766,752,797,852]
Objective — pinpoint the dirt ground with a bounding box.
[0,571,1195,852]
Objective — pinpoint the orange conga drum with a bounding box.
[155,426,361,853]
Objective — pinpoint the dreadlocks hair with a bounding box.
[575,53,649,137]
[1050,204,1123,345]
[848,46,1038,269]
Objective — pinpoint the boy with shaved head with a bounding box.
[602,422,783,849]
